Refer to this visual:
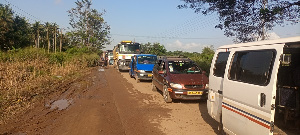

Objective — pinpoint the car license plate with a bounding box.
[187,91,203,95]
[148,74,152,77]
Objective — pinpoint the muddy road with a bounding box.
[0,67,219,135]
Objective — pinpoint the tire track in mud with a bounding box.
[104,68,169,135]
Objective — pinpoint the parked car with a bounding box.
[129,54,157,83]
[152,56,209,103]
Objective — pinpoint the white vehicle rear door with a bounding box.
[222,44,283,135]
[207,49,230,122]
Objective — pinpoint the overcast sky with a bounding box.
[2,0,300,52]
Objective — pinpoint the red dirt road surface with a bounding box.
[0,67,219,135]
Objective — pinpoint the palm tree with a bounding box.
[51,23,59,53]
[45,22,51,53]
[32,21,43,48]
[59,28,63,52]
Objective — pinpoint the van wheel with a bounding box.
[163,85,172,103]
[152,82,157,91]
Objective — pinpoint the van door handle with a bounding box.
[218,90,223,94]
[260,93,266,107]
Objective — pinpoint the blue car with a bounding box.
[129,54,157,83]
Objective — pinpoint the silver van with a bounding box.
[207,36,300,135]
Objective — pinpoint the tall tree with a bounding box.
[45,22,51,53]
[0,4,14,50]
[59,28,63,52]
[32,21,43,48]
[10,16,31,49]
[178,0,300,43]
[51,23,58,53]
[68,0,110,48]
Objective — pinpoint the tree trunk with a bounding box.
[60,29,62,52]
[54,26,57,53]
[52,36,55,52]
[47,29,50,53]
[261,0,268,40]
[35,39,37,48]
[37,29,40,48]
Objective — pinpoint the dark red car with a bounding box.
[152,56,209,103]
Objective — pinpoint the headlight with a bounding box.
[170,83,183,89]
[206,84,209,89]
[138,70,145,73]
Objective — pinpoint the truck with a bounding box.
[207,36,300,135]
[106,50,113,65]
[113,41,141,71]
[129,54,157,83]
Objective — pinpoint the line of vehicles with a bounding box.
[104,37,300,135]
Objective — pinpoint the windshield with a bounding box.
[119,44,140,53]
[168,61,201,74]
[137,56,157,64]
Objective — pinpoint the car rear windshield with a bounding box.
[137,56,157,64]
[168,61,201,74]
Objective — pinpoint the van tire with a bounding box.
[163,85,172,103]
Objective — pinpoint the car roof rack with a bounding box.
[157,55,187,59]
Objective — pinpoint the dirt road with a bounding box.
[0,67,219,135]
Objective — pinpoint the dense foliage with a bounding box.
[178,0,300,43]
[140,42,214,73]
[0,4,69,52]
[68,0,111,49]
[1,0,110,52]
[0,4,31,50]
[140,42,167,55]
[165,46,215,74]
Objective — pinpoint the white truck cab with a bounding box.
[207,36,300,135]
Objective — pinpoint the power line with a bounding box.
[111,33,226,40]
[4,0,45,23]
[3,0,69,31]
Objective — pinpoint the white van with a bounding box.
[207,36,300,135]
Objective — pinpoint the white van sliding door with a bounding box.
[222,45,283,135]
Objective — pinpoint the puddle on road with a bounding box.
[47,99,73,110]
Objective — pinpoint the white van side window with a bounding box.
[213,52,230,77]
[228,50,275,86]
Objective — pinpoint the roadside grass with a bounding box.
[0,47,99,123]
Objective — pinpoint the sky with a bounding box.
[2,0,300,52]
